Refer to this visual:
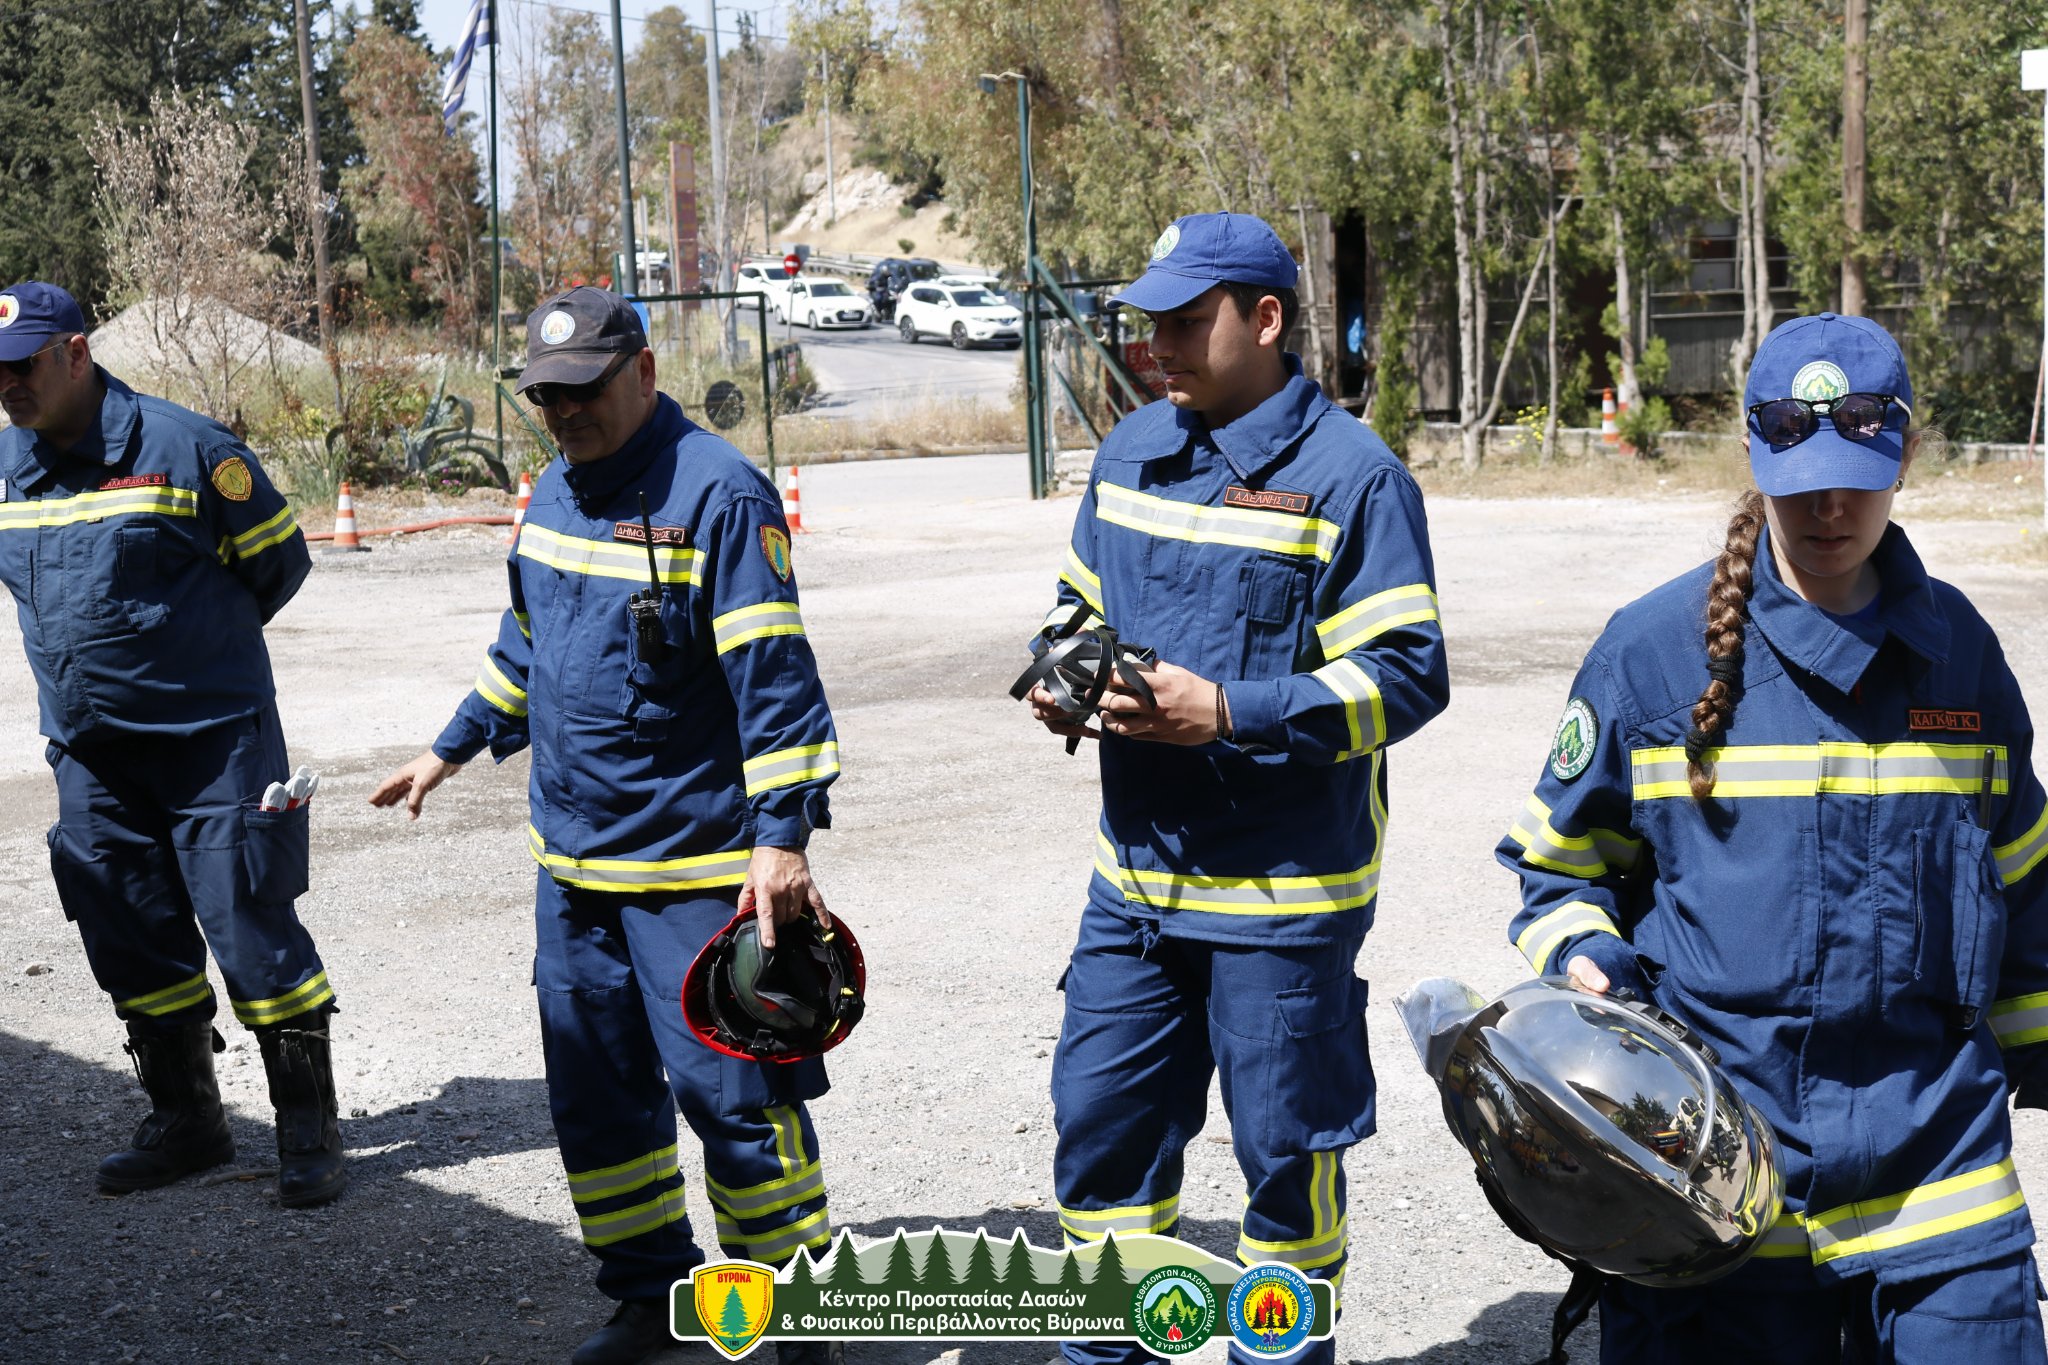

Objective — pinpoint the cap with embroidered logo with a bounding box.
[1745,312,1914,496]
[514,285,648,394]
[1108,213,1299,314]
[0,281,87,363]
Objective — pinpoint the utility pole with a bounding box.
[1840,0,1869,315]
[609,0,637,296]
[821,54,837,224]
[706,0,735,355]
[290,0,340,409]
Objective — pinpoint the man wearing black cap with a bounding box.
[0,281,344,1206]
[1023,215,1450,1365]
[372,286,845,1365]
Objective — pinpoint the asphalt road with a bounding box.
[3,457,2046,1363]
[760,311,1020,421]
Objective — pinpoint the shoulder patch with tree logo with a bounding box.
[1549,697,1598,782]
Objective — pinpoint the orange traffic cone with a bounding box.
[328,481,366,553]
[782,464,808,534]
[506,470,533,544]
[1600,388,1619,447]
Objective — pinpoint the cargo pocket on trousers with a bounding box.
[1270,974,1377,1154]
[1948,822,2005,1027]
[241,804,311,904]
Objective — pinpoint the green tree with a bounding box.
[962,1231,999,1288]
[879,1230,915,1286]
[925,1232,963,1285]
[717,1285,753,1344]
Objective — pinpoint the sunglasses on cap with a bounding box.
[1747,391,1910,448]
[525,351,634,409]
[1,338,69,378]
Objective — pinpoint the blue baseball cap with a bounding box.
[0,282,87,363]
[1108,213,1299,314]
[1745,312,1914,496]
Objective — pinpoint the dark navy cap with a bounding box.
[0,282,87,362]
[1745,312,1913,496]
[1108,213,1299,314]
[516,285,648,393]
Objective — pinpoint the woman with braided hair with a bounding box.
[1497,313,2048,1360]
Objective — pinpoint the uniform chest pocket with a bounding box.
[1937,822,2006,1026]
[1240,556,1310,678]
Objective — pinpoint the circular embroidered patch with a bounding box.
[1150,223,1182,263]
[1549,696,1598,782]
[1131,1266,1219,1356]
[0,294,18,328]
[1225,1264,1315,1359]
[539,309,576,345]
[211,456,254,502]
[1791,359,1849,404]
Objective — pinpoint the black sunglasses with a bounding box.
[1,338,67,378]
[526,351,634,409]
[1748,391,1910,448]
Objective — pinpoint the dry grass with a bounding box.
[770,398,1024,458]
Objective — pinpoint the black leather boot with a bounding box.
[97,1018,236,1193]
[572,1299,674,1365]
[255,1016,346,1207]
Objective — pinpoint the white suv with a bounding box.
[733,261,792,312]
[896,284,1023,349]
[780,279,872,329]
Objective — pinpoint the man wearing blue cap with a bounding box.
[1498,311,2048,1359]
[372,286,846,1365]
[1023,214,1450,1365]
[0,281,343,1205]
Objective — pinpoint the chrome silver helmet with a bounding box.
[1398,976,1784,1287]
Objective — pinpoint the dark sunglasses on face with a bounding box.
[1,338,67,378]
[1748,391,1910,448]
[526,351,633,409]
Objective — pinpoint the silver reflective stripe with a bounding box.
[1991,992,2048,1049]
[1636,744,2010,800]
[1750,1214,1812,1259]
[1998,807,2048,886]
[517,522,702,584]
[1515,901,1620,975]
[1094,482,1339,561]
[569,1144,679,1204]
[1237,1219,1347,1270]
[581,1185,688,1247]
[1058,1197,1179,1244]
[1314,584,1440,658]
[1120,865,1379,911]
[1805,1158,2026,1264]
[713,601,804,654]
[1311,658,1383,758]
[1507,797,1639,879]
[742,742,840,796]
[528,826,753,891]
[706,1160,826,1219]
[716,1206,831,1263]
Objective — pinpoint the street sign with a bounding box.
[783,253,802,278]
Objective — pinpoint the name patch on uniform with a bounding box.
[210,457,254,501]
[1909,708,1981,734]
[1549,697,1598,782]
[613,520,690,547]
[760,527,792,581]
[99,473,169,491]
[1223,485,1312,515]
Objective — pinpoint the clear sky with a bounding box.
[413,0,793,61]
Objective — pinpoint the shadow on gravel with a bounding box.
[1357,1289,1583,1364]
[0,1027,613,1364]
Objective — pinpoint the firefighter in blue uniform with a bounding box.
[1025,215,1450,1365]
[1499,313,2048,1360]
[373,288,843,1365]
[0,281,342,1206]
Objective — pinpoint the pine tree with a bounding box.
[829,1228,860,1284]
[717,1285,753,1344]
[925,1230,962,1286]
[1092,1232,1126,1289]
[1056,1247,1085,1291]
[962,1231,998,1289]
[881,1230,916,1287]
[787,1246,816,1288]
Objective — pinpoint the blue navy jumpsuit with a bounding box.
[1499,525,2048,1360]
[430,394,839,1303]
[1041,360,1450,1365]
[0,369,327,1031]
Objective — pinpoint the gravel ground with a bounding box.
[3,455,2046,1364]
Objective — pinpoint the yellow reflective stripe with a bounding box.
[474,658,528,717]
[1237,1216,1348,1270]
[1315,583,1440,660]
[1751,1212,1812,1259]
[1634,743,2010,801]
[1806,1158,2026,1264]
[513,610,532,640]
[117,971,213,1017]
[1997,806,2048,887]
[527,825,752,892]
[568,1144,680,1204]
[1515,901,1621,975]
[1311,658,1384,761]
[1309,1150,1339,1242]
[516,521,703,584]
[714,1205,831,1261]
[1057,1195,1180,1244]
[0,485,201,529]
[743,742,841,797]
[1507,795,1641,879]
[228,506,298,558]
[714,601,805,654]
[766,1105,807,1179]
[581,1185,689,1247]
[706,1158,826,1219]
[231,970,334,1027]
[1061,545,1105,614]
[1094,481,1339,562]
[1042,600,1105,635]
[1992,991,2048,1049]
[1094,832,1378,917]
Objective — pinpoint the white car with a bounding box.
[732,261,793,312]
[780,279,872,329]
[896,283,1023,349]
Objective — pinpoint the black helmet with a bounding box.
[683,910,866,1063]
[1010,603,1156,745]
[1397,976,1783,1287]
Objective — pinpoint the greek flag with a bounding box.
[440,0,494,135]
